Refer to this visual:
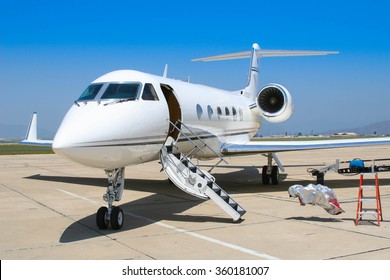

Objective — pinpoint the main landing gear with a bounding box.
[96,168,125,230]
[261,153,283,185]
[262,165,279,185]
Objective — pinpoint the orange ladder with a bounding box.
[355,172,383,226]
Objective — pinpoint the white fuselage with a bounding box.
[52,70,261,169]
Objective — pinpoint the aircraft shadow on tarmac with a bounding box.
[58,194,217,243]
[25,165,390,193]
[287,216,390,226]
[286,216,343,223]
[25,168,390,243]
[25,174,231,243]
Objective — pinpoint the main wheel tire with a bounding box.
[271,166,279,185]
[262,166,270,185]
[111,206,124,230]
[96,206,109,230]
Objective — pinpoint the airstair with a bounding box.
[159,121,246,222]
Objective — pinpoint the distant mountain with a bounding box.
[324,120,390,136]
[256,120,390,137]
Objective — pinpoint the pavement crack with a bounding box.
[327,246,390,260]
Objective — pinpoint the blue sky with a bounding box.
[1,0,389,137]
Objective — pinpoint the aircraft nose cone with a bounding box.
[52,137,66,151]
[52,130,73,156]
[51,113,86,157]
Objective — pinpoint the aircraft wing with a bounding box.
[20,139,53,146]
[20,112,53,147]
[221,137,390,155]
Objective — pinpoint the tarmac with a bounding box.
[1,145,390,260]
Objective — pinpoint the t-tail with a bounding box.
[193,43,338,123]
[244,43,261,100]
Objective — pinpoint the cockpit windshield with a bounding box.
[77,84,103,101]
[101,83,140,100]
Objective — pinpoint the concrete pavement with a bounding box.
[1,145,389,259]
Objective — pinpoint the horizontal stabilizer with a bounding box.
[20,139,53,146]
[193,49,338,62]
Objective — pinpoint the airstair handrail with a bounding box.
[169,120,206,155]
[175,120,228,165]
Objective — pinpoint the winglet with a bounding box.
[20,112,53,146]
[25,112,38,141]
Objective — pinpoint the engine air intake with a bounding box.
[258,86,285,113]
[255,83,293,123]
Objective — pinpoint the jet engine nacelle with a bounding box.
[255,83,293,123]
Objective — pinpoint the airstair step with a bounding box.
[172,153,181,160]
[167,145,174,153]
[222,197,230,203]
[229,201,238,209]
[214,189,222,196]
[189,166,197,172]
[210,184,221,195]
[220,191,229,199]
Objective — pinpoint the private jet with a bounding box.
[22,43,390,230]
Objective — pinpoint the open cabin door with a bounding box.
[160,84,182,141]
[158,84,245,222]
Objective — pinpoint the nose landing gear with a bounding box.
[96,168,125,230]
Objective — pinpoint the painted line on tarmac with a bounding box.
[58,188,280,260]
[125,211,279,260]
[57,188,101,205]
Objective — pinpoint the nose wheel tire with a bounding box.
[96,206,109,230]
[111,206,124,230]
[96,206,124,230]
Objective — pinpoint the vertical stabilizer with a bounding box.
[163,64,168,78]
[243,43,261,100]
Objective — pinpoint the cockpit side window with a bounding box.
[142,83,159,101]
[77,84,103,101]
[101,83,140,100]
